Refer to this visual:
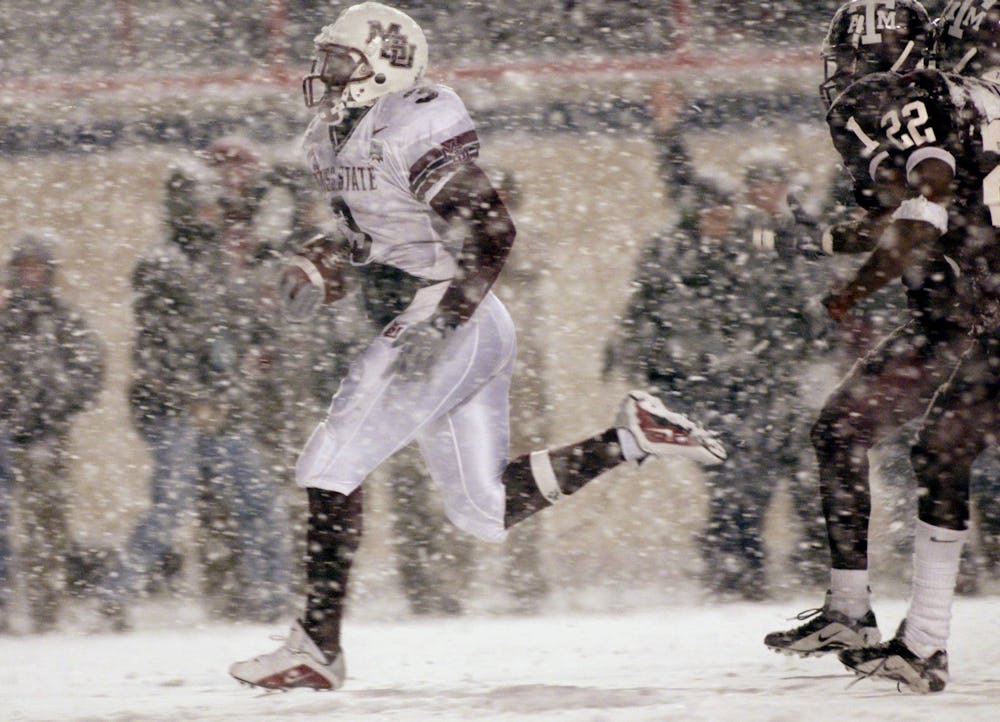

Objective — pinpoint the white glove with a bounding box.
[388,315,460,382]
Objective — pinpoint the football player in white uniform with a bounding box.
[230,2,725,691]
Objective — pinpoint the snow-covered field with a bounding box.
[3,595,999,722]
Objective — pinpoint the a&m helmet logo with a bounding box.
[942,0,998,40]
[847,0,903,46]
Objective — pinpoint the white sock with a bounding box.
[904,520,968,658]
[616,428,645,463]
[828,568,871,620]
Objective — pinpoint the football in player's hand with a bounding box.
[277,235,350,322]
[289,234,350,304]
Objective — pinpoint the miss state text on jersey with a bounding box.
[302,84,480,280]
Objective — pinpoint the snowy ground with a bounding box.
[3,594,1000,722]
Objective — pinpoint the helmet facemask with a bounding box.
[821,38,918,108]
[302,45,373,110]
[821,45,860,109]
[302,3,428,116]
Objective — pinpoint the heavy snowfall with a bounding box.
[2,1,1000,720]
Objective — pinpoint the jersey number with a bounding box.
[845,101,936,157]
[882,101,936,151]
[845,116,881,158]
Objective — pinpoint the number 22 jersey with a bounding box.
[827,69,1000,328]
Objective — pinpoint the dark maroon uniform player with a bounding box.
[766,0,1000,693]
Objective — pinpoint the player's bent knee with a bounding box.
[295,421,363,494]
[441,504,507,543]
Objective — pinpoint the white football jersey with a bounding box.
[302,84,481,281]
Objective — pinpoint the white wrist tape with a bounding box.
[890,196,949,234]
[529,450,563,503]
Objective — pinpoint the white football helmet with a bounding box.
[302,2,428,112]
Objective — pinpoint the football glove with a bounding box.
[277,234,350,322]
[388,313,461,383]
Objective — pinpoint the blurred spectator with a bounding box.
[721,159,830,592]
[608,158,827,600]
[0,231,106,632]
[200,135,344,601]
[99,157,290,629]
[194,135,318,605]
[384,444,473,615]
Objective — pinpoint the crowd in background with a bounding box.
[2,0,999,634]
[0,234,106,632]
[7,121,999,633]
[1,0,884,81]
[0,130,556,632]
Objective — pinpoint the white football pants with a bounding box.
[297,290,516,542]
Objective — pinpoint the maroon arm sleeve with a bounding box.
[429,163,516,325]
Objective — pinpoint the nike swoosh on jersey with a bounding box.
[372,126,388,136]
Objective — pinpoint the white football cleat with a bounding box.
[230,619,345,691]
[616,390,726,466]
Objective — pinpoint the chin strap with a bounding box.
[320,103,347,125]
[953,47,978,74]
[890,40,915,72]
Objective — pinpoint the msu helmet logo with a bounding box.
[306,4,427,110]
[367,21,416,68]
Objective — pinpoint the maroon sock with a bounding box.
[503,428,623,528]
[302,487,363,660]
